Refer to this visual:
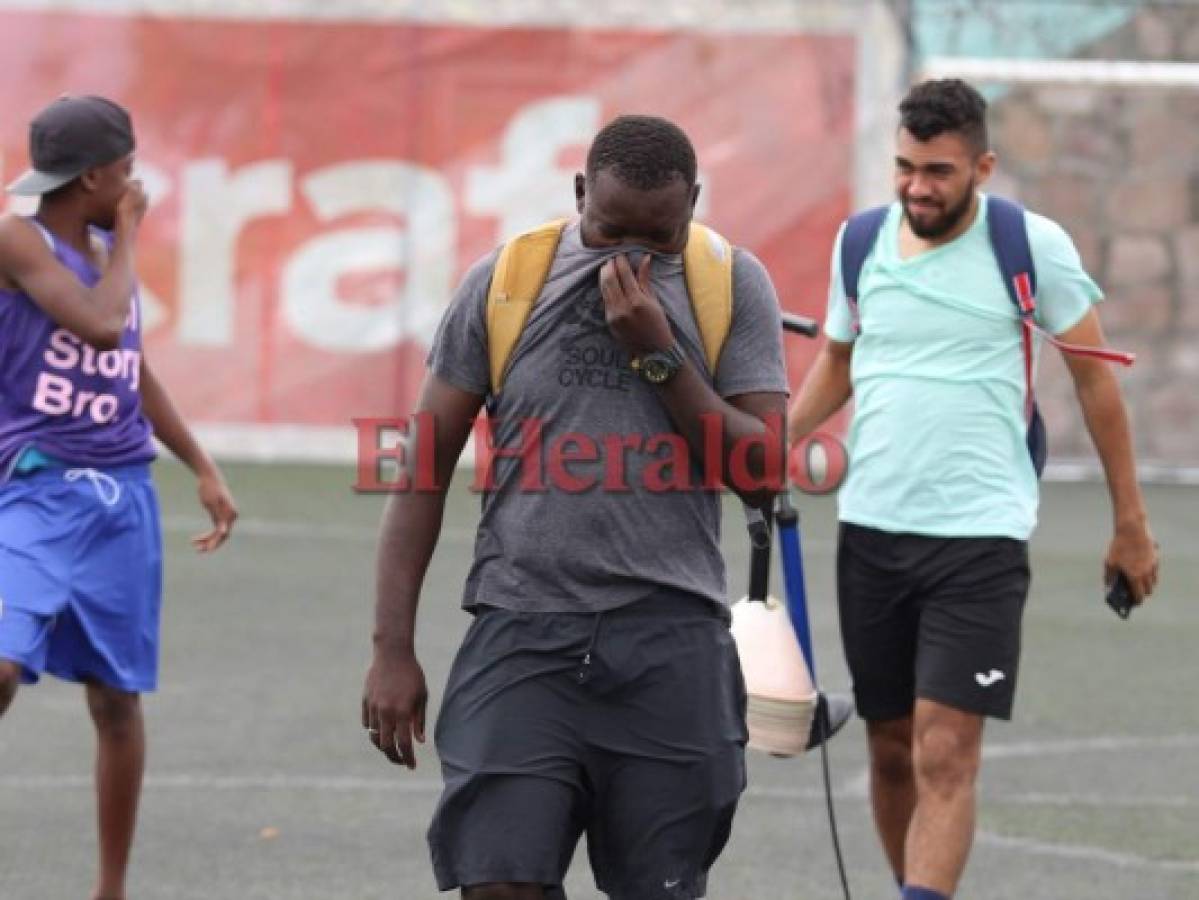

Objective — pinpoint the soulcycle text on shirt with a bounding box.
[352,413,848,496]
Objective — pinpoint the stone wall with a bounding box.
[989,5,1199,468]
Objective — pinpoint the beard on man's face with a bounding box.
[902,178,976,240]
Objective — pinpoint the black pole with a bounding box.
[746,506,772,601]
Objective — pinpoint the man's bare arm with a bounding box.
[652,364,787,509]
[786,339,854,447]
[140,358,238,553]
[363,374,483,768]
[0,183,147,349]
[1058,308,1158,602]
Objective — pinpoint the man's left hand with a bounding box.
[193,470,238,553]
[1105,521,1158,604]
[598,253,674,354]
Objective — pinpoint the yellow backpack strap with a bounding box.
[682,221,734,375]
[486,218,568,393]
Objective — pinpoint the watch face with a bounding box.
[643,356,671,383]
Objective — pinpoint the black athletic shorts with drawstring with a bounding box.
[427,591,747,900]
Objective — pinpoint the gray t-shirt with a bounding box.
[428,221,787,613]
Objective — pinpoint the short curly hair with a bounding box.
[899,78,989,155]
[585,115,697,190]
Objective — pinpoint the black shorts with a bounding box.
[427,593,747,899]
[836,523,1030,721]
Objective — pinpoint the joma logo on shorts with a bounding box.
[975,669,1005,687]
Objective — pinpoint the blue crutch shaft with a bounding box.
[775,491,817,681]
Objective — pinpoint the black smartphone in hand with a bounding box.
[1105,572,1136,619]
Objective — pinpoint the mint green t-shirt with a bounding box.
[825,194,1102,540]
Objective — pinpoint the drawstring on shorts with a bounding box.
[64,468,121,507]
[575,612,605,685]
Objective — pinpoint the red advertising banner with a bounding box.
[0,11,854,444]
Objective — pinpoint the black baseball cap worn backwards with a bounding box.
[7,95,135,196]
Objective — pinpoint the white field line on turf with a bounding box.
[160,515,477,544]
[837,733,1199,798]
[0,773,446,792]
[983,734,1199,760]
[0,775,1193,812]
[976,831,1199,874]
[1,779,1193,876]
[0,774,831,797]
[160,514,843,554]
[0,775,825,800]
[155,511,1199,564]
[990,793,1195,810]
[747,786,1197,810]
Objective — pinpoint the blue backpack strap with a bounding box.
[985,195,1047,477]
[985,195,1037,310]
[839,206,889,334]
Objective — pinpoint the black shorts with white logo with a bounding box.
[836,522,1030,721]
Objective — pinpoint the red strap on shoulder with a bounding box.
[848,295,861,336]
[1015,274,1037,419]
[1034,329,1136,366]
[1012,273,1135,420]
[1014,273,1036,316]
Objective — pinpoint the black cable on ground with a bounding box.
[817,700,853,900]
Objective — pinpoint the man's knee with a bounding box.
[462,884,545,900]
[913,716,982,794]
[86,684,142,739]
[0,661,21,714]
[868,717,914,785]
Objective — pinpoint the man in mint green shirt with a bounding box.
[824,194,1103,541]
[788,79,1158,900]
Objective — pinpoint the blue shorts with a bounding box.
[0,463,162,693]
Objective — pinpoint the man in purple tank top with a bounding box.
[0,95,239,900]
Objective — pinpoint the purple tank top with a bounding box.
[0,219,155,476]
